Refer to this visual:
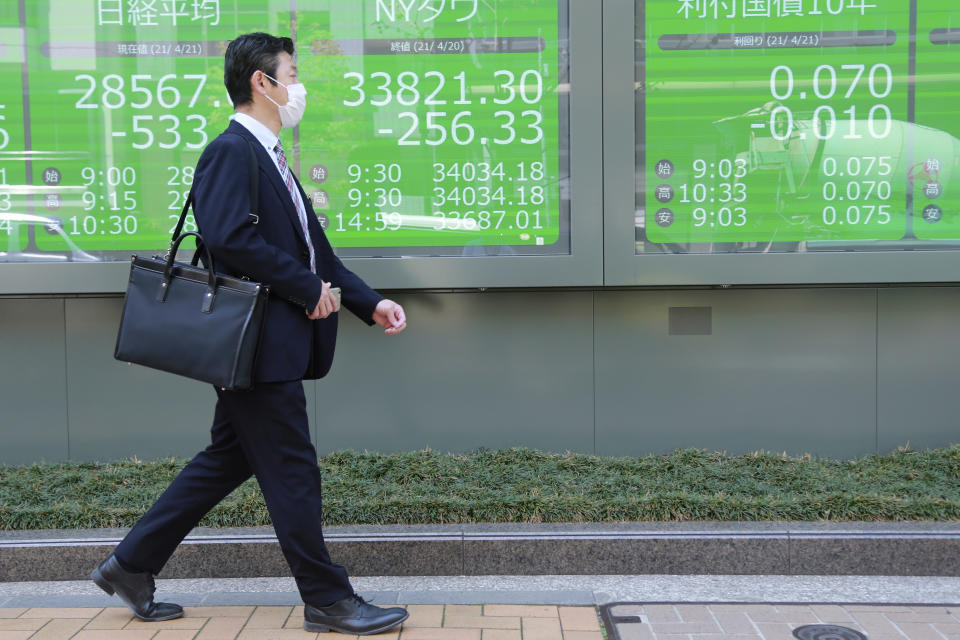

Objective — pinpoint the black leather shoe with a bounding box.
[303,594,408,635]
[90,554,183,622]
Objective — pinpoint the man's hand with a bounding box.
[372,299,407,335]
[306,280,339,319]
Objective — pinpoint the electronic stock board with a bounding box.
[639,0,959,254]
[0,0,570,262]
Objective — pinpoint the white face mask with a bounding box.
[261,72,307,129]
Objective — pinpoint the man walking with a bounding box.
[91,32,409,636]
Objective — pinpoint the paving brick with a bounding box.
[396,628,480,640]
[850,611,913,638]
[894,622,950,640]
[738,605,781,617]
[186,607,255,619]
[485,605,558,618]
[676,606,715,623]
[69,628,154,640]
[480,631,521,640]
[236,630,318,639]
[845,606,914,613]
[888,613,960,625]
[652,634,694,640]
[747,606,819,624]
[244,606,294,629]
[612,624,655,640]
[444,615,520,629]
[0,631,33,640]
[195,617,248,640]
[0,619,46,632]
[155,631,200,640]
[713,612,758,634]
[753,621,794,639]
[610,605,645,618]
[0,611,26,619]
[649,621,722,635]
[31,621,92,640]
[643,605,681,623]
[522,616,564,640]
[282,606,305,629]
[403,604,444,628]
[809,606,855,624]
[563,632,603,640]
[934,623,960,639]
[688,635,762,640]
[84,608,135,630]
[446,606,483,618]
[560,607,601,631]
[20,608,101,619]
[125,616,207,630]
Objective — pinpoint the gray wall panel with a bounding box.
[315,291,596,454]
[64,298,212,461]
[0,299,68,463]
[594,289,878,458]
[878,287,960,452]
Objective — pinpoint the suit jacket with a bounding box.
[192,120,383,383]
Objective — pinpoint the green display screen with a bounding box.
[638,0,959,253]
[0,0,570,262]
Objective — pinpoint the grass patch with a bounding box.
[0,446,958,530]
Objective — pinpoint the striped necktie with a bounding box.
[273,140,316,273]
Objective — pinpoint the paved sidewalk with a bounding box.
[604,603,960,640]
[0,604,604,639]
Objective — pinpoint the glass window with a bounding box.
[636,0,959,255]
[0,0,571,263]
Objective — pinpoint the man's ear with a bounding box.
[249,70,266,98]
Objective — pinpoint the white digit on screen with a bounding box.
[841,64,865,98]
[451,111,474,145]
[425,111,447,145]
[157,74,182,108]
[74,75,97,109]
[370,72,392,106]
[102,75,125,108]
[424,71,446,105]
[185,115,207,149]
[492,111,515,145]
[184,74,207,108]
[397,112,420,145]
[519,110,543,144]
[493,70,515,104]
[343,72,365,106]
[130,75,153,108]
[131,115,154,149]
[158,115,180,149]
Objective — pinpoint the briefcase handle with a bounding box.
[158,231,220,314]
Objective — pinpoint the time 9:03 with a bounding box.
[692,158,748,179]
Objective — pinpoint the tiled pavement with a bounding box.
[603,603,960,640]
[0,604,605,639]
[3,602,960,639]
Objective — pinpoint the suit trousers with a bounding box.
[114,380,353,607]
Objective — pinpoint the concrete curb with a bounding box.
[1,522,959,581]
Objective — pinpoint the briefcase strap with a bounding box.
[168,133,260,257]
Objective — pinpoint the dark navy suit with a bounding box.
[114,120,382,606]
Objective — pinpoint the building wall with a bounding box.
[1,285,957,464]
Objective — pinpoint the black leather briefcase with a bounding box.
[115,134,267,390]
[115,231,269,390]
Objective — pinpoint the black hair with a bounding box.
[224,32,295,108]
